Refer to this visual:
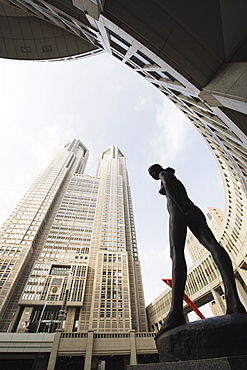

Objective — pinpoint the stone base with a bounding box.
[127,355,247,369]
[156,314,247,362]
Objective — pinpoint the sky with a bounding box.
[0,53,224,313]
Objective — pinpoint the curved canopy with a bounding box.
[0,3,100,60]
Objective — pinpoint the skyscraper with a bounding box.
[0,139,147,334]
[0,0,246,330]
[186,207,224,263]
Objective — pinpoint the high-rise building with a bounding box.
[0,0,246,328]
[147,204,247,332]
[185,207,226,318]
[0,139,147,335]
[186,207,224,263]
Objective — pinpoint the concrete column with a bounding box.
[33,353,51,370]
[129,329,137,365]
[98,360,105,370]
[199,62,247,114]
[235,270,247,308]
[72,0,101,19]
[16,306,33,333]
[184,314,189,323]
[47,331,61,370]
[64,307,76,332]
[211,289,225,315]
[84,330,94,370]
[235,279,247,308]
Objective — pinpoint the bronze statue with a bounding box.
[148,164,246,334]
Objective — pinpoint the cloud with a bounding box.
[134,95,152,111]
[151,98,195,165]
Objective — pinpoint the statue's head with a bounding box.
[148,164,164,180]
[148,164,175,180]
[164,167,175,174]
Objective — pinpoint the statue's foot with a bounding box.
[155,312,186,338]
[226,301,246,315]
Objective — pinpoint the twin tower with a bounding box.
[0,139,147,334]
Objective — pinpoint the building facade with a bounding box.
[186,207,226,318]
[147,203,247,332]
[186,207,224,263]
[0,139,147,334]
[0,140,155,369]
[0,1,246,367]
[0,2,246,314]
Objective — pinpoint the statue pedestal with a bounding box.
[127,314,247,370]
[127,355,247,369]
[156,314,247,362]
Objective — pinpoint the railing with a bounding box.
[136,333,155,338]
[61,332,88,338]
[61,331,155,339]
[94,333,130,338]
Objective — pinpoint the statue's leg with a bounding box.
[188,208,246,315]
[158,214,187,334]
